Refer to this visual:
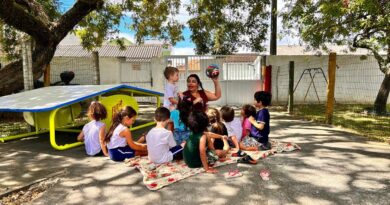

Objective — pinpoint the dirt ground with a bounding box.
[0,108,389,205]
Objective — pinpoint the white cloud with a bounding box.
[172,47,195,55]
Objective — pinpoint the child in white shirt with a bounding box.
[163,66,180,111]
[146,107,184,164]
[77,101,108,156]
[220,106,241,151]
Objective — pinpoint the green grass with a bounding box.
[287,104,390,142]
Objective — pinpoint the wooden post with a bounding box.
[288,61,294,114]
[44,64,51,87]
[326,52,337,124]
[92,51,100,85]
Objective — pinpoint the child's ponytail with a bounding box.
[104,106,137,143]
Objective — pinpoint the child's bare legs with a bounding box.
[215,137,229,159]
[229,135,240,152]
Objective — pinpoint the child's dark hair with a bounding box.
[104,106,137,143]
[164,66,179,80]
[88,101,107,121]
[254,91,272,106]
[188,112,209,134]
[242,104,256,118]
[186,74,204,91]
[177,96,193,128]
[155,107,170,122]
[207,108,224,134]
[220,106,234,122]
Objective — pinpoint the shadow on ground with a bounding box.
[1,111,389,205]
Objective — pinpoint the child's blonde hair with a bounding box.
[206,108,224,134]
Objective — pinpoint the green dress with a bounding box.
[183,132,203,168]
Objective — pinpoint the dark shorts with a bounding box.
[108,145,135,162]
[170,145,183,160]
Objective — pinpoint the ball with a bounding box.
[205,64,220,78]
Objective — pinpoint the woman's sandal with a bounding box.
[237,155,257,164]
[231,150,247,157]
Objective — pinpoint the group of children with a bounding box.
[77,66,272,174]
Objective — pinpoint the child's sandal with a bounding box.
[237,155,257,164]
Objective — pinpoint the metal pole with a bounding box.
[288,61,294,114]
[270,0,277,55]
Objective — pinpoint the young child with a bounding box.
[163,66,180,111]
[77,101,108,156]
[206,108,230,158]
[183,111,219,173]
[104,106,147,162]
[239,104,260,151]
[220,106,241,150]
[170,96,192,145]
[146,107,184,164]
[249,91,272,150]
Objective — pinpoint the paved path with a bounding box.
[1,112,389,205]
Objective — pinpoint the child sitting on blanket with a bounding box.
[77,101,108,156]
[206,108,230,159]
[249,91,272,150]
[183,111,225,173]
[239,104,260,151]
[146,107,184,164]
[104,106,147,162]
[170,96,192,145]
[220,106,241,151]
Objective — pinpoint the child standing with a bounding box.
[249,91,272,150]
[170,96,192,145]
[146,107,184,164]
[220,106,241,150]
[104,106,147,162]
[239,104,260,151]
[77,101,108,156]
[163,66,180,111]
[183,111,218,173]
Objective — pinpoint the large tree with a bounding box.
[0,0,182,96]
[186,0,270,55]
[282,0,390,114]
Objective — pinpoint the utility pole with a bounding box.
[270,0,277,55]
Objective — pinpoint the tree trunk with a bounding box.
[0,43,56,96]
[374,72,390,114]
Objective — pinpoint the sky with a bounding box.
[59,0,299,55]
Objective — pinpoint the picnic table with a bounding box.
[0,84,162,150]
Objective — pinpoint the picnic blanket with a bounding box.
[125,140,300,190]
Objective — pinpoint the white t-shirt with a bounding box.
[82,120,105,156]
[223,117,243,142]
[107,124,127,149]
[146,127,177,164]
[163,82,178,110]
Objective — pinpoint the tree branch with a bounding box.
[0,0,51,45]
[53,0,104,43]
[15,0,51,25]
[353,34,387,74]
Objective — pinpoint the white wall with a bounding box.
[100,57,121,84]
[267,55,390,104]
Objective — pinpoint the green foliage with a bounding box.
[282,0,389,69]
[187,0,270,55]
[76,2,123,50]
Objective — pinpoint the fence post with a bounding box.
[44,64,51,87]
[22,39,33,91]
[288,61,294,114]
[92,51,100,85]
[326,52,337,124]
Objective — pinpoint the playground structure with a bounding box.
[293,67,329,103]
[0,84,163,150]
